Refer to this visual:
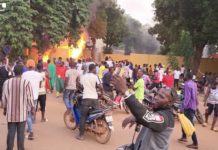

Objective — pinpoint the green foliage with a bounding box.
[150,0,218,73]
[103,2,127,52]
[167,52,179,70]
[0,0,36,59]
[174,31,194,68]
[68,0,90,43]
[0,0,91,58]
[31,0,90,50]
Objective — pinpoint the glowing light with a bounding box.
[42,52,50,62]
[71,33,86,59]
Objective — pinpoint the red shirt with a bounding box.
[56,64,66,80]
[162,75,174,88]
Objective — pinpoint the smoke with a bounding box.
[88,0,110,19]
[123,15,160,54]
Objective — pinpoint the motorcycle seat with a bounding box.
[89,109,103,114]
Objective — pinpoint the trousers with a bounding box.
[7,122,26,150]
[79,99,99,136]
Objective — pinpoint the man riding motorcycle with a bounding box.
[76,64,103,140]
[111,75,178,150]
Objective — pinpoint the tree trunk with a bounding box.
[192,44,204,75]
[91,38,96,61]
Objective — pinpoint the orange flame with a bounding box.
[70,33,86,59]
[42,51,50,62]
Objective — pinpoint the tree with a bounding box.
[31,0,90,50]
[167,52,179,70]
[174,31,194,68]
[87,6,107,59]
[103,2,127,54]
[0,0,36,60]
[0,0,91,59]
[150,0,218,74]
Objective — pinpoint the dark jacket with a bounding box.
[102,72,113,92]
[125,95,174,150]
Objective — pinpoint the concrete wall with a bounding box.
[101,53,184,66]
[101,53,218,75]
[199,58,218,74]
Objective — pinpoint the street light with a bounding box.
[0,2,6,12]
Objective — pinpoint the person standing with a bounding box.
[179,72,199,149]
[98,61,105,82]
[22,59,43,140]
[142,71,152,93]
[134,69,145,102]
[102,67,114,99]
[203,76,218,131]
[111,75,177,150]
[76,59,83,76]
[76,64,103,140]
[56,61,66,97]
[174,67,181,89]
[2,64,35,150]
[0,58,10,108]
[48,59,56,93]
[162,70,174,88]
[63,61,79,111]
[37,63,48,122]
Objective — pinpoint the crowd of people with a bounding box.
[0,55,218,150]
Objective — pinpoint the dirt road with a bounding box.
[0,94,217,150]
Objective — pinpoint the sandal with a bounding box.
[41,118,48,122]
[211,128,218,132]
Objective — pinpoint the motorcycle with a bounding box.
[100,93,130,113]
[63,91,114,144]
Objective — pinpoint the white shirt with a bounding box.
[106,60,113,68]
[159,68,165,82]
[22,70,43,100]
[80,73,100,99]
[181,67,185,74]
[65,69,79,90]
[77,63,83,71]
[174,70,181,79]
[39,72,46,95]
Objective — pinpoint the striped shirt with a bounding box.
[2,77,34,122]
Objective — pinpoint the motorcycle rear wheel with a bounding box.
[63,110,77,130]
[95,119,111,144]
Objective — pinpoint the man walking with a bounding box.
[179,72,199,149]
[22,59,42,140]
[2,64,34,150]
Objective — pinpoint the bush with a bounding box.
[167,52,179,70]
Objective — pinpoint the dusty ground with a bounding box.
[0,94,217,150]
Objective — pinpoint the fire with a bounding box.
[70,33,86,59]
[42,51,50,62]
[41,33,86,62]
